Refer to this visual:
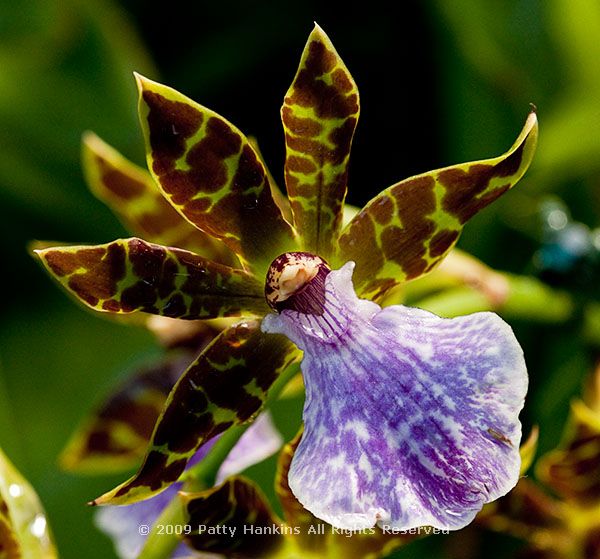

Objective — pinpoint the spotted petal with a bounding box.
[82,132,237,265]
[95,413,283,559]
[180,477,285,558]
[92,321,298,506]
[337,110,538,299]
[136,74,298,275]
[60,353,193,473]
[35,238,268,319]
[262,262,527,531]
[282,24,359,258]
[0,448,57,558]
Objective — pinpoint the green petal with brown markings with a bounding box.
[60,352,195,474]
[337,110,538,299]
[282,24,359,259]
[0,448,57,558]
[536,399,600,507]
[91,322,298,506]
[82,132,237,266]
[180,477,286,558]
[136,74,299,275]
[34,238,268,319]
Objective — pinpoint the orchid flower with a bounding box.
[34,23,538,541]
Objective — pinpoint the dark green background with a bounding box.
[1,1,599,557]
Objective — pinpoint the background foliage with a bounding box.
[1,0,599,557]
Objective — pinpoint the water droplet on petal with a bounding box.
[8,484,22,498]
[30,514,47,538]
[243,197,259,211]
[235,322,251,334]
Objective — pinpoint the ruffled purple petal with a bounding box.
[262,262,527,531]
[96,412,282,558]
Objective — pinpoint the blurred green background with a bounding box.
[1,0,600,557]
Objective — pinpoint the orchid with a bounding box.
[34,22,538,550]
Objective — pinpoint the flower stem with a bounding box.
[137,494,187,559]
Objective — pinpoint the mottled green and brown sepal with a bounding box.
[337,110,538,299]
[35,238,269,319]
[282,24,359,259]
[181,477,285,558]
[136,74,298,275]
[0,448,57,558]
[60,353,193,474]
[82,132,237,265]
[91,321,298,506]
[536,399,600,506]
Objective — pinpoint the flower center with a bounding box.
[265,252,331,315]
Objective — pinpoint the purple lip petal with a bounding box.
[262,262,527,531]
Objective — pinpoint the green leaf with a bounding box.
[180,477,285,558]
[34,238,268,319]
[135,74,299,275]
[82,132,237,266]
[282,24,359,259]
[336,110,538,299]
[91,322,298,506]
[60,353,194,474]
[0,448,57,558]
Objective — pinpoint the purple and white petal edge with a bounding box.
[262,262,527,531]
